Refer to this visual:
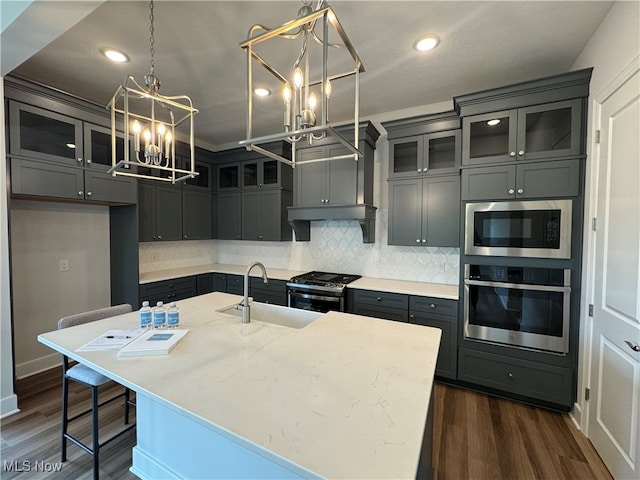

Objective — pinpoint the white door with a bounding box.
[588,65,640,479]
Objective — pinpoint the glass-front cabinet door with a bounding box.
[83,123,126,172]
[241,159,281,189]
[389,136,423,178]
[389,130,460,178]
[9,100,83,166]
[517,99,582,161]
[462,110,517,166]
[217,163,240,190]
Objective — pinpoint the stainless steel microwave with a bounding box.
[465,199,572,259]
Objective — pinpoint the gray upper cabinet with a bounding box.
[83,123,127,172]
[9,100,83,166]
[241,189,292,241]
[461,158,581,201]
[217,192,242,240]
[462,99,582,166]
[217,163,241,191]
[138,183,182,242]
[182,190,213,240]
[388,175,460,247]
[295,144,359,206]
[241,158,290,190]
[389,130,461,179]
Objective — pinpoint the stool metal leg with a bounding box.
[61,374,69,462]
[124,388,131,425]
[92,386,99,480]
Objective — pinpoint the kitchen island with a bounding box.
[38,292,441,479]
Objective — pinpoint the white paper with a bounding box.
[117,329,189,357]
[76,329,146,351]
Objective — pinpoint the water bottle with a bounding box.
[166,302,180,329]
[153,301,166,329]
[139,301,152,329]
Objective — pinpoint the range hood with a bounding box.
[288,204,377,243]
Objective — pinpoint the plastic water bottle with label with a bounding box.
[153,301,166,329]
[139,301,152,329]
[166,302,180,328]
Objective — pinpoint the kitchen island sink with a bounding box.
[217,301,322,329]
[39,292,440,479]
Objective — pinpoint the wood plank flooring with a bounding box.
[1,368,612,479]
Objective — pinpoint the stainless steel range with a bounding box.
[287,271,361,313]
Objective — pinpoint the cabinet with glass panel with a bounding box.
[241,158,291,190]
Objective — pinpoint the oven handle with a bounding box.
[464,279,571,293]
[288,291,341,303]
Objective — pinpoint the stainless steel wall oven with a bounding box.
[465,199,572,258]
[463,264,571,354]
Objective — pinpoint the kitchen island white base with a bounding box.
[130,392,315,479]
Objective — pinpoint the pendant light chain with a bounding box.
[148,0,155,75]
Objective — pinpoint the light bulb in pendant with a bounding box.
[157,123,166,138]
[324,80,332,99]
[293,67,304,90]
[282,83,292,103]
[308,92,317,112]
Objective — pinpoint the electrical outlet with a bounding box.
[59,259,69,272]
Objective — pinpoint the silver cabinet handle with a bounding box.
[86,159,92,164]
[422,239,427,243]
[416,239,421,243]
[518,150,525,156]
[507,372,515,378]
[625,341,640,352]
[86,191,92,197]
[78,191,83,196]
[376,297,382,301]
[517,188,524,194]
[430,303,436,309]
[508,188,515,195]
[509,152,516,157]
[77,158,83,163]
[417,168,422,173]
[157,235,162,240]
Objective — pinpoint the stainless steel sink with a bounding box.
[217,302,322,329]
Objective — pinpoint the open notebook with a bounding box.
[117,329,189,357]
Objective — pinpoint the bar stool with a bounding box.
[58,304,136,480]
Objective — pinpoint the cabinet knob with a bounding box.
[507,372,514,378]
[517,188,524,194]
[422,239,427,243]
[259,235,264,240]
[518,150,525,156]
[153,236,157,240]
[430,303,436,309]
[184,235,188,239]
[417,168,422,173]
[509,152,516,157]
[376,297,382,302]
[86,159,92,164]
[416,239,421,243]
[508,188,515,195]
[77,158,83,163]
[157,235,162,240]
[86,191,92,197]
[409,314,415,322]
[78,191,83,196]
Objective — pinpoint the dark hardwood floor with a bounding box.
[1,368,612,479]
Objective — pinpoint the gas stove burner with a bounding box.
[288,271,361,290]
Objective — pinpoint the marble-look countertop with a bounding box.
[38,292,440,479]
[140,263,459,300]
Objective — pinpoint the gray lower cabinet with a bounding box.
[458,348,574,406]
[388,174,460,247]
[226,274,244,295]
[348,289,410,323]
[461,158,581,201]
[138,182,182,242]
[409,296,458,379]
[182,190,212,240]
[250,278,287,305]
[196,273,214,295]
[213,273,227,292]
[217,192,242,240]
[139,276,198,307]
[10,157,136,204]
[242,189,292,241]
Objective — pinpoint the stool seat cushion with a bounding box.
[66,364,111,386]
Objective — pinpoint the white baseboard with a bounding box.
[0,393,19,418]
[569,402,582,431]
[15,353,61,380]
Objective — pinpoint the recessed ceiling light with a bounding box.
[487,119,501,126]
[414,34,440,52]
[254,87,271,97]
[101,48,129,63]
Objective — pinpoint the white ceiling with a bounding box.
[7,1,613,150]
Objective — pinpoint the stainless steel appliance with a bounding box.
[287,272,361,313]
[465,199,572,258]
[463,264,571,353]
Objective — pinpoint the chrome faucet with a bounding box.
[239,261,268,324]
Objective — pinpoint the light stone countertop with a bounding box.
[38,292,440,479]
[140,263,459,300]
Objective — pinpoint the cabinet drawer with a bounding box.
[197,274,214,295]
[458,348,574,406]
[226,274,244,295]
[351,303,409,323]
[140,276,197,304]
[352,289,409,310]
[410,296,457,317]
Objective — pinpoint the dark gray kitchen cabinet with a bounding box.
[138,182,182,242]
[9,100,83,165]
[213,273,227,292]
[217,163,241,191]
[241,189,293,241]
[83,123,127,172]
[249,278,287,305]
[226,274,244,295]
[182,190,212,240]
[461,99,583,166]
[461,158,581,201]
[409,296,458,379]
[295,144,359,206]
[10,157,136,204]
[139,276,197,306]
[181,145,215,191]
[241,158,291,190]
[348,289,410,323]
[388,130,460,179]
[388,175,460,247]
[196,273,214,295]
[217,192,242,240]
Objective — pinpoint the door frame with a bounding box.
[576,54,640,434]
